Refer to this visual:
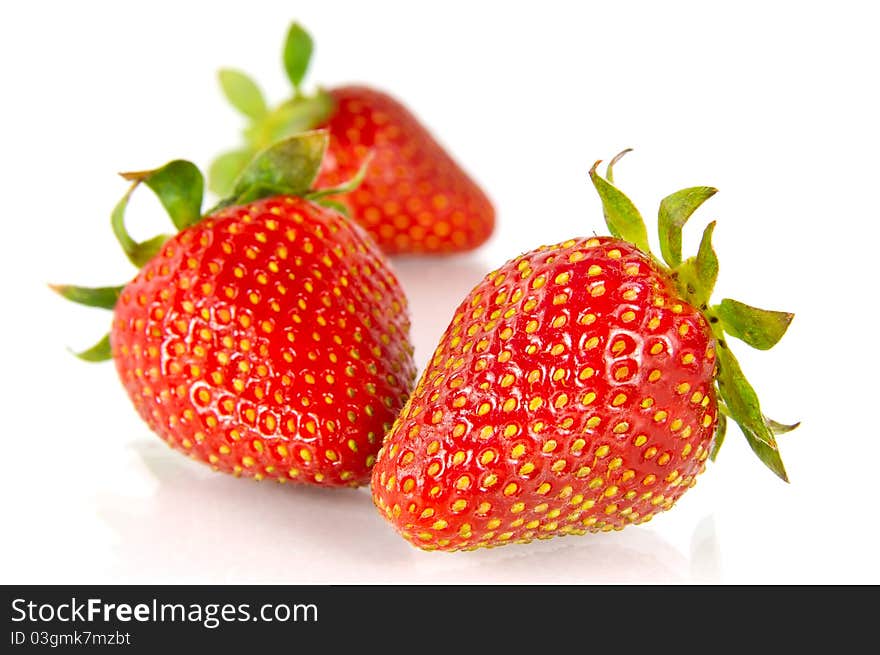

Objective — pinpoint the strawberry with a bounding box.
[210,22,495,255]
[54,132,416,487]
[371,152,797,550]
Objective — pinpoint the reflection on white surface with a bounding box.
[97,441,408,584]
[689,515,722,582]
[93,440,721,584]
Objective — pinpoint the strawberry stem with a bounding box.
[70,333,112,363]
[766,418,801,435]
[657,186,718,268]
[120,160,204,231]
[709,411,728,461]
[306,152,373,201]
[589,152,798,481]
[208,149,253,198]
[588,161,651,254]
[674,221,718,308]
[708,316,790,481]
[209,22,335,197]
[605,148,633,184]
[49,284,122,310]
[110,182,171,268]
[283,22,314,95]
[57,132,342,363]
[713,299,794,350]
[218,69,268,121]
[208,130,329,213]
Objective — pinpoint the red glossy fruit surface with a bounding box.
[372,236,718,550]
[112,195,416,486]
[317,86,495,254]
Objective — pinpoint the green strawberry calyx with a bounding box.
[589,151,798,481]
[51,130,367,363]
[210,22,335,197]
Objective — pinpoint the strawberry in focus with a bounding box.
[210,23,495,255]
[54,132,416,487]
[371,152,796,550]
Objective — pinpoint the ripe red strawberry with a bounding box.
[54,132,416,487]
[210,22,495,255]
[372,153,796,550]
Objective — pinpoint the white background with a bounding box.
[1,1,877,584]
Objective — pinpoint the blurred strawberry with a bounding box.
[211,23,495,255]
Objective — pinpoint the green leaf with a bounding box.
[120,160,204,232]
[714,344,774,446]
[216,130,329,210]
[71,333,112,363]
[675,221,718,308]
[313,198,351,217]
[695,221,719,287]
[218,69,268,120]
[765,417,800,435]
[588,161,651,253]
[714,342,788,480]
[253,91,335,149]
[110,183,172,268]
[283,22,314,91]
[306,152,372,201]
[209,149,254,197]
[742,425,789,482]
[714,298,794,351]
[658,186,717,267]
[605,148,632,185]
[709,411,727,462]
[50,284,123,310]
